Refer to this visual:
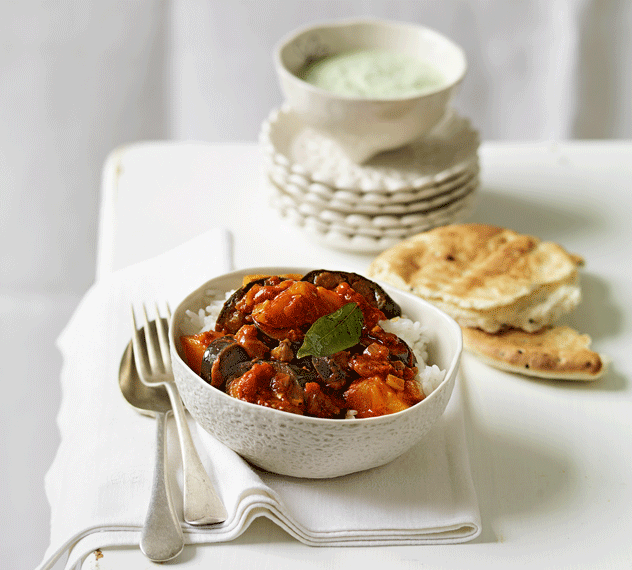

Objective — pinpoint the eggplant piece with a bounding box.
[311,353,351,390]
[361,332,418,368]
[214,277,267,334]
[390,337,417,368]
[261,359,320,388]
[267,361,300,380]
[301,269,401,318]
[290,361,320,388]
[226,360,306,415]
[249,358,320,388]
[200,336,250,388]
[223,359,318,392]
[304,382,343,419]
[215,275,294,334]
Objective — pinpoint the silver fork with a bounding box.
[132,303,228,525]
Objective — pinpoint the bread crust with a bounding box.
[461,325,607,380]
[367,223,584,332]
[368,224,584,309]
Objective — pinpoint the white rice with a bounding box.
[184,291,446,397]
[182,289,234,336]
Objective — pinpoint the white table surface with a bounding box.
[74,140,632,569]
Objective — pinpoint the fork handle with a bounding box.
[140,411,184,561]
[165,382,228,525]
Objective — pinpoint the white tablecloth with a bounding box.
[36,141,632,570]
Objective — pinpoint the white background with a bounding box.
[1,2,631,569]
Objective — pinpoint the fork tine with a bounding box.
[131,306,151,379]
[142,304,163,374]
[154,303,172,370]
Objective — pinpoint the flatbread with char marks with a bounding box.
[367,224,584,332]
[461,325,607,380]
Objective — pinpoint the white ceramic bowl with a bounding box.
[274,18,467,163]
[169,267,463,478]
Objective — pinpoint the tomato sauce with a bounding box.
[180,273,424,419]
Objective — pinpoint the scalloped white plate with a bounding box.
[269,182,477,253]
[266,163,479,207]
[281,206,475,253]
[270,187,477,233]
[260,105,480,194]
[270,172,479,218]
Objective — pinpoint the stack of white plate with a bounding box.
[259,105,480,253]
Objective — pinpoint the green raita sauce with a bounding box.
[297,49,445,98]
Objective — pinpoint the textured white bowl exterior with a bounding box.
[170,267,462,478]
[274,18,467,162]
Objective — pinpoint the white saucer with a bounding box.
[270,172,479,219]
[268,179,477,248]
[260,105,480,193]
[270,188,476,253]
[269,172,479,217]
[267,162,480,207]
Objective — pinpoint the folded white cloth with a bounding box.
[37,228,480,570]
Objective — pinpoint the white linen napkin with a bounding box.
[37,228,480,570]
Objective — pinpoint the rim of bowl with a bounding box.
[273,17,468,103]
[169,266,463,426]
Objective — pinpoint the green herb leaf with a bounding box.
[296,302,363,359]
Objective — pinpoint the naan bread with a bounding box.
[368,224,584,332]
[461,325,608,380]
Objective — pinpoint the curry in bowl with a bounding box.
[179,270,445,420]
